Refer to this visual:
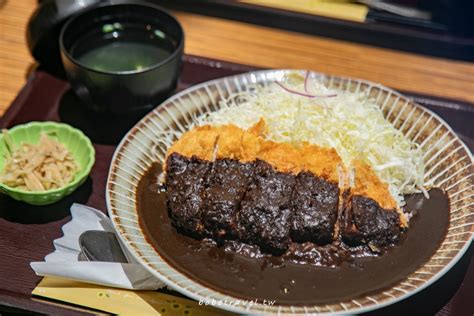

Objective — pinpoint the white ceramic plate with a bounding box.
[106,70,473,315]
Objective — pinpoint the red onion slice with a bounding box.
[275,81,337,98]
[275,81,316,98]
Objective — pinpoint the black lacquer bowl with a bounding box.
[59,1,184,115]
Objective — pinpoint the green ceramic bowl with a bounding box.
[0,122,95,205]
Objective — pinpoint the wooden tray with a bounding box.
[0,55,472,315]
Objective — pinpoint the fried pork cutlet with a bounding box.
[290,171,339,244]
[201,158,255,242]
[340,160,403,249]
[164,120,405,255]
[165,153,211,238]
[236,159,295,255]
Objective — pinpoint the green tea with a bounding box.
[77,41,171,72]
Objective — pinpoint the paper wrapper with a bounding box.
[30,204,164,290]
[33,277,228,316]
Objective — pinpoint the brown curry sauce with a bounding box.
[137,163,449,304]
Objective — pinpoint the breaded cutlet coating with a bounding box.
[167,121,342,183]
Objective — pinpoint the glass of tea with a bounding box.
[59,1,184,115]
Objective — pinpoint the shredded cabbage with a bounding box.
[195,73,425,207]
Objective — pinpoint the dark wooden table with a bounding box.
[2,1,474,113]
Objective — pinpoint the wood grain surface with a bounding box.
[0,0,473,116]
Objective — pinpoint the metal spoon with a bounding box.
[78,230,128,263]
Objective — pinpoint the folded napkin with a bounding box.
[31,204,164,290]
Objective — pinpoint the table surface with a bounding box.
[1,0,474,115]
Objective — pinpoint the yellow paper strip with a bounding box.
[239,0,368,22]
[32,277,232,315]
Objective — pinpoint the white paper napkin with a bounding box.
[30,204,165,290]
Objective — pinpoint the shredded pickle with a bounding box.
[195,73,425,207]
[0,130,78,191]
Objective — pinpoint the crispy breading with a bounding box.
[257,141,301,174]
[351,160,396,210]
[239,130,264,162]
[298,143,341,183]
[247,118,267,137]
[351,160,407,226]
[215,125,246,160]
[167,122,341,182]
[166,125,219,161]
